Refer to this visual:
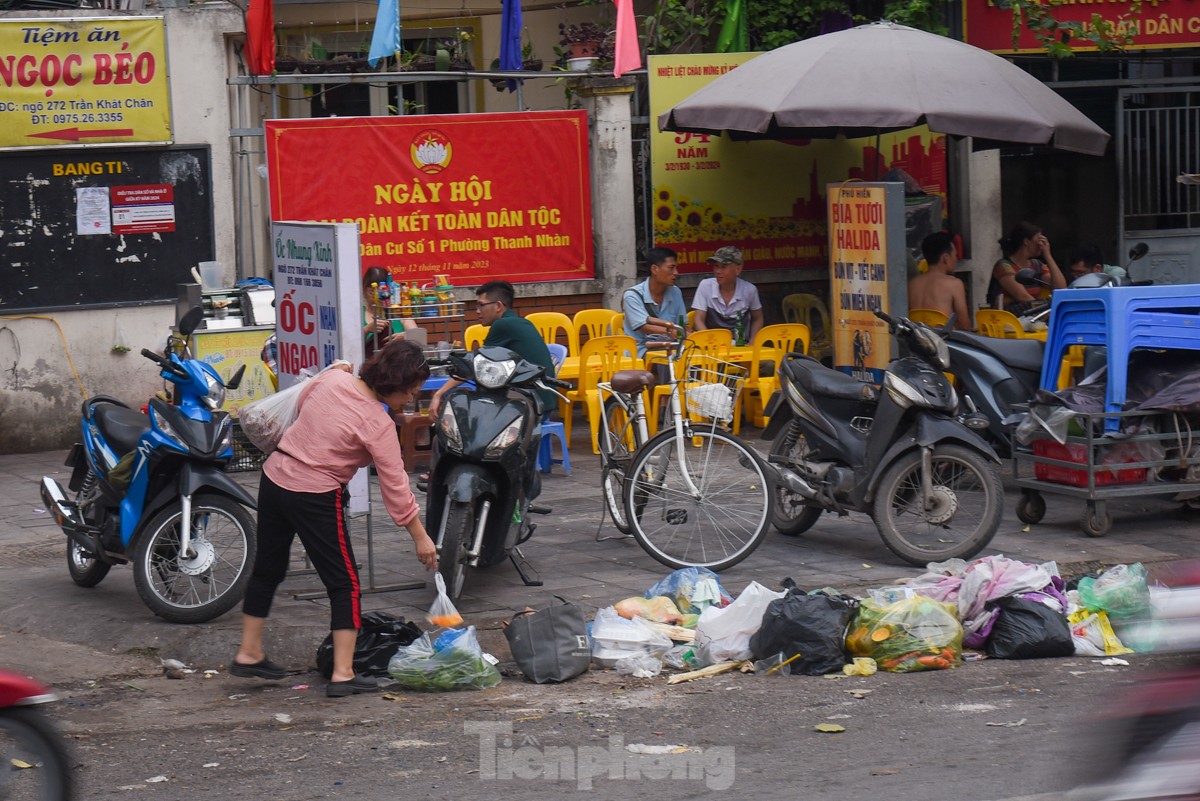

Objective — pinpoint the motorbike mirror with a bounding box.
[178,306,204,338]
[1014,268,1047,287]
[225,364,246,390]
[1128,242,1149,262]
[1068,272,1116,289]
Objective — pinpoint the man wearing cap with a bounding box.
[692,246,763,346]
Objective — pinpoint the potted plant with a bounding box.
[521,39,543,72]
[558,21,606,61]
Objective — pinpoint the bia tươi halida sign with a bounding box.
[648,53,946,274]
[0,17,171,150]
[265,113,594,285]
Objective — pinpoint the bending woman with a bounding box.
[988,222,1066,312]
[232,339,436,698]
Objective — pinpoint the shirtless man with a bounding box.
[908,232,971,330]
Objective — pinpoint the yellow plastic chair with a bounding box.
[647,328,733,434]
[975,309,1027,339]
[782,294,832,361]
[909,308,950,328]
[611,312,625,336]
[558,335,639,453]
[736,323,810,432]
[687,310,696,331]
[464,324,489,350]
[571,309,617,356]
[525,311,573,351]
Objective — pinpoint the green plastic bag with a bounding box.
[1077,563,1150,619]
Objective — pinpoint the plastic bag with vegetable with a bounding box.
[387,626,501,691]
[846,596,962,672]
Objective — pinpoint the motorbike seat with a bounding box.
[947,331,1043,374]
[611,369,656,393]
[788,356,879,402]
[95,404,151,456]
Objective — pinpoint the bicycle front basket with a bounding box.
[683,355,746,423]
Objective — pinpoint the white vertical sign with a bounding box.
[271,222,369,513]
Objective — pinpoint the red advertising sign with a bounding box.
[265,113,594,285]
[111,183,175,234]
[964,0,1200,52]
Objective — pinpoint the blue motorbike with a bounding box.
[40,307,258,623]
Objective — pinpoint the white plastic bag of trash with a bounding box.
[615,652,663,678]
[693,581,786,665]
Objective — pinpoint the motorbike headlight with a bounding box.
[149,405,187,450]
[485,418,523,459]
[201,372,226,410]
[882,373,924,408]
[439,407,463,453]
[473,353,516,389]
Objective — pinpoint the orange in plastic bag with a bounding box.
[428,572,464,628]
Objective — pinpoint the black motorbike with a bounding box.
[947,243,1152,455]
[763,310,1004,566]
[426,346,570,600]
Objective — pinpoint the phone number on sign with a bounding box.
[29,112,125,125]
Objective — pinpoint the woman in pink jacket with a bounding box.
[232,339,436,697]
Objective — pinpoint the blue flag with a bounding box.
[367,0,400,68]
[499,0,522,91]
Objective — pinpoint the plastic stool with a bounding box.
[536,421,570,474]
[395,412,433,471]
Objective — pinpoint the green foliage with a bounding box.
[994,0,1141,55]
[642,0,725,55]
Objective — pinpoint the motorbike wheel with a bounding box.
[0,707,74,801]
[872,444,1003,566]
[624,428,771,571]
[438,500,474,601]
[599,396,638,535]
[132,494,256,624]
[66,540,111,588]
[769,425,823,537]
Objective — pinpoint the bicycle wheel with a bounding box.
[624,428,771,571]
[599,396,637,535]
[872,444,1003,566]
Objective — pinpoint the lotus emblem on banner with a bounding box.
[412,130,452,174]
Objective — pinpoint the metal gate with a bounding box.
[1119,86,1200,283]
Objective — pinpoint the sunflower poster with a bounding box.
[648,54,947,275]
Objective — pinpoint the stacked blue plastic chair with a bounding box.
[537,343,571,474]
[1040,284,1200,431]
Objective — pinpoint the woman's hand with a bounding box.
[411,530,437,571]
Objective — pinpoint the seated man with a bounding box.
[428,280,555,418]
[1068,244,1126,282]
[908,232,971,330]
[623,247,688,358]
[691,245,763,346]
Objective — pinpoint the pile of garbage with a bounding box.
[583,558,1147,683]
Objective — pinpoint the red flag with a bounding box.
[612,0,641,78]
[245,0,275,76]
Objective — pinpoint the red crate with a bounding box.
[1032,439,1146,487]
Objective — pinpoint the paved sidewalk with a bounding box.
[3,438,1200,672]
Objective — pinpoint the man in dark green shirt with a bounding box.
[428,280,556,417]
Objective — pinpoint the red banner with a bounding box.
[964,0,1200,52]
[265,112,594,284]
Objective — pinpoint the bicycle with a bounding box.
[595,329,773,570]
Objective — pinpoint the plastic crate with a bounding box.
[228,421,267,473]
[1032,439,1146,487]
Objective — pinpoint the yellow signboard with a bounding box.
[0,17,171,150]
[828,184,892,383]
[190,328,275,415]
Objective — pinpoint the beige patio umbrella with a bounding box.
[658,21,1110,156]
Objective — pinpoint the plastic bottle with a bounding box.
[399,282,412,317]
[677,315,687,341]
[734,311,746,347]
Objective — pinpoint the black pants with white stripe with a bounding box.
[243,474,361,631]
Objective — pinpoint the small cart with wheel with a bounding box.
[1011,407,1197,536]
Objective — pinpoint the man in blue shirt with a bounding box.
[623,247,687,358]
[428,280,555,417]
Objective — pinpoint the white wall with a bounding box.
[0,6,243,453]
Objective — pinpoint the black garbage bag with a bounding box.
[316,612,423,679]
[750,579,857,676]
[986,597,1074,659]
